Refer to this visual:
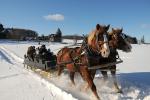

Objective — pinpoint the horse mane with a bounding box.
[87,29,97,46]
[87,24,110,46]
[108,31,113,36]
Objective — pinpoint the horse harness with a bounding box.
[68,37,121,70]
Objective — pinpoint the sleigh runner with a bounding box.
[23,56,56,70]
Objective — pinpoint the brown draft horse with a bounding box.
[90,28,132,93]
[56,24,110,100]
[64,28,132,94]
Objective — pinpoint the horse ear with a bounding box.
[96,24,100,30]
[121,28,123,32]
[112,28,115,31]
[106,24,110,31]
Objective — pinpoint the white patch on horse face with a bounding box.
[101,34,110,58]
[81,51,85,55]
[103,34,108,42]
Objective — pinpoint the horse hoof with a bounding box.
[96,96,101,100]
[68,82,75,88]
[73,83,76,86]
[117,89,123,94]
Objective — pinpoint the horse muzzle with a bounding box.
[101,48,110,58]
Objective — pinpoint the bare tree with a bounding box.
[141,35,145,44]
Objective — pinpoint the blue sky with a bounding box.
[0,0,150,42]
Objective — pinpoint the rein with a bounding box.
[96,32,100,53]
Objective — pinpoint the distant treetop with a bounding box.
[0,23,4,32]
[56,28,62,36]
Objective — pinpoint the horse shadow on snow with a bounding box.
[118,72,150,99]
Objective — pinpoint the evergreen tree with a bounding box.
[56,28,62,37]
[0,23,6,39]
[0,23,4,32]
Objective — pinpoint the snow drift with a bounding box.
[0,40,150,100]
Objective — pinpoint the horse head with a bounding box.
[87,24,110,58]
[109,28,132,52]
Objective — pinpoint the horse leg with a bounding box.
[69,72,75,85]
[101,71,108,82]
[110,65,123,93]
[84,70,96,91]
[57,65,63,76]
[26,65,29,69]
[91,70,96,80]
[32,57,34,61]
[80,67,100,100]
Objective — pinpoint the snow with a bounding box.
[0,42,77,100]
[0,40,150,100]
[118,44,150,73]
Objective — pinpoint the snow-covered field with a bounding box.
[0,40,150,100]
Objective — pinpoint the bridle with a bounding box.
[111,32,131,50]
[95,32,109,54]
[120,33,130,44]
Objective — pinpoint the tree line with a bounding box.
[0,23,38,40]
[0,23,138,44]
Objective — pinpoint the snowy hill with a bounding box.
[0,40,150,100]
